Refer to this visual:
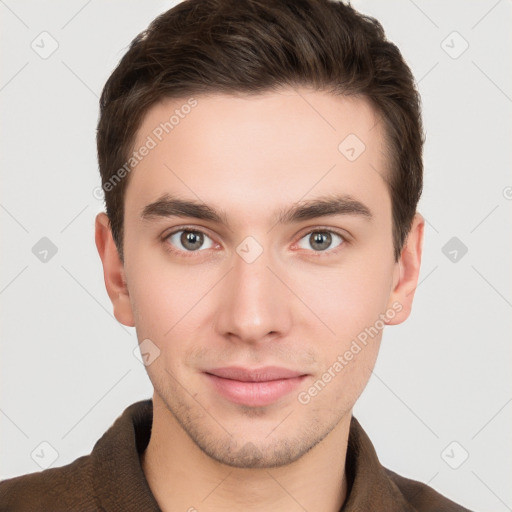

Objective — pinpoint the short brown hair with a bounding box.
[97,0,424,262]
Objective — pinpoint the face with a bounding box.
[96,87,423,469]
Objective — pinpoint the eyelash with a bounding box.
[161,226,348,258]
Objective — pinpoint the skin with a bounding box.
[95,87,424,512]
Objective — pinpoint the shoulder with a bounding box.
[384,467,475,512]
[0,399,154,512]
[0,454,98,512]
[346,417,476,512]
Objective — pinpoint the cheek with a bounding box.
[129,272,197,387]
[289,253,394,335]
[126,247,221,358]
[130,276,197,337]
[297,328,382,412]
[334,347,379,407]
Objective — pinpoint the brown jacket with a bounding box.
[0,399,474,511]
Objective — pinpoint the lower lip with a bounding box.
[204,373,307,407]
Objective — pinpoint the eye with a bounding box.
[166,229,215,253]
[296,230,345,253]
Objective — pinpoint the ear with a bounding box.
[95,212,135,327]
[385,212,425,325]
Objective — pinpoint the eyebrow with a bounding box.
[140,193,373,226]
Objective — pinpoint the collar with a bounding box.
[89,399,414,511]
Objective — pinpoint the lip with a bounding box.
[204,366,308,407]
[206,366,305,382]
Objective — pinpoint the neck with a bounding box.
[141,394,350,512]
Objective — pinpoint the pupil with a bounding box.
[311,232,331,251]
[182,231,203,250]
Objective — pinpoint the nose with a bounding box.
[214,242,293,345]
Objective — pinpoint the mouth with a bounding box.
[203,366,309,407]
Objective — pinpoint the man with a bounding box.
[0,0,474,510]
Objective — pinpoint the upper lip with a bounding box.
[205,366,306,382]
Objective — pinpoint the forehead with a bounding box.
[125,88,391,227]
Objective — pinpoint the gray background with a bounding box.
[1,1,511,510]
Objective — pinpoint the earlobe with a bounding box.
[386,212,425,326]
[94,212,135,327]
